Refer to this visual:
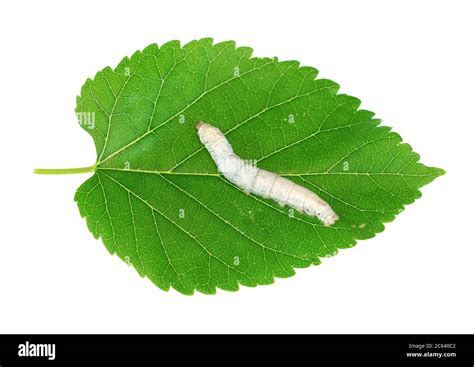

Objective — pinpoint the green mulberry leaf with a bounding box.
[37,38,444,295]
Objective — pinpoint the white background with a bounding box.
[0,0,472,333]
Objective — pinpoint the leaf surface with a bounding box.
[74,39,444,294]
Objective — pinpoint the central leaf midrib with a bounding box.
[97,167,434,178]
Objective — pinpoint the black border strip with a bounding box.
[0,334,473,366]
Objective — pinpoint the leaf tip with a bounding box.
[434,167,447,177]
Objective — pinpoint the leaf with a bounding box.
[72,38,444,295]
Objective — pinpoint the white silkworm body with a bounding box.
[196,122,339,226]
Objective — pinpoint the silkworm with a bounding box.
[196,122,339,226]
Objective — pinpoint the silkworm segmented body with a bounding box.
[196,122,339,226]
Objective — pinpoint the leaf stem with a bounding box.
[33,165,96,175]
